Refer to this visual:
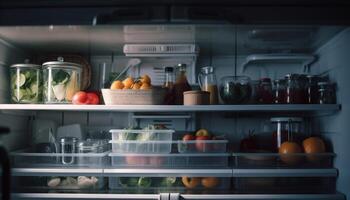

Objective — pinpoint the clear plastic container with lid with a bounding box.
[43,57,81,104]
[10,61,42,103]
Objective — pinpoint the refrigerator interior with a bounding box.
[0,24,349,199]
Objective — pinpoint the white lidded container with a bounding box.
[43,57,81,104]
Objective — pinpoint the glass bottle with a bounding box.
[258,78,273,104]
[163,66,175,89]
[273,79,287,104]
[318,82,336,104]
[285,74,305,104]
[306,75,319,104]
[173,64,192,105]
[198,66,219,105]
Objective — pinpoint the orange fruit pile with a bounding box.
[111,75,152,90]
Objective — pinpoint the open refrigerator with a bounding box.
[0,1,350,200]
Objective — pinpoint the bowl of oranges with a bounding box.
[102,75,166,105]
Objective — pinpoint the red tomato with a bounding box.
[72,91,100,105]
[125,156,148,165]
[195,135,211,152]
[182,134,195,141]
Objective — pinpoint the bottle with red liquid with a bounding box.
[163,66,176,105]
[173,64,192,105]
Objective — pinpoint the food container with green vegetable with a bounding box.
[43,57,81,104]
[10,62,42,103]
[110,129,174,154]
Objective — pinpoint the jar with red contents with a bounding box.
[306,75,319,104]
[273,79,287,104]
[285,74,308,104]
[257,78,274,104]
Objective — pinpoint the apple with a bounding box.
[195,135,211,152]
[125,156,148,166]
[148,156,164,167]
[182,134,195,141]
[240,136,258,152]
[196,129,210,137]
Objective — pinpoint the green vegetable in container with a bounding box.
[137,177,152,188]
[159,177,177,187]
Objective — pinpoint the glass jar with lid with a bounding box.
[43,57,81,104]
[257,78,273,104]
[318,82,336,104]
[198,66,219,105]
[306,75,320,104]
[10,61,42,103]
[285,74,307,104]
[273,79,287,104]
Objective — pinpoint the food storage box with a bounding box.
[10,62,42,103]
[102,88,166,105]
[11,149,109,168]
[108,177,230,190]
[109,153,229,168]
[233,153,335,169]
[234,177,335,194]
[110,129,174,153]
[43,57,81,104]
[177,140,228,153]
[13,176,106,190]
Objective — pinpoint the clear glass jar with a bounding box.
[285,74,307,104]
[198,66,219,105]
[273,79,287,104]
[10,62,42,103]
[249,80,261,104]
[257,78,273,104]
[219,76,252,104]
[43,57,81,104]
[318,82,336,104]
[60,137,78,165]
[270,117,303,152]
[306,75,319,104]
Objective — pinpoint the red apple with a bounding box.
[195,135,211,152]
[183,134,196,141]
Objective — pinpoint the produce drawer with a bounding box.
[13,176,106,190]
[108,177,230,190]
[109,153,229,168]
[177,140,228,153]
[11,150,109,168]
[234,177,336,194]
[233,153,335,169]
[110,129,174,154]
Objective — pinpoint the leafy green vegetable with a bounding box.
[137,177,152,188]
[11,69,41,103]
[52,69,70,85]
[159,177,177,187]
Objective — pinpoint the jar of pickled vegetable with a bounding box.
[43,57,81,104]
[10,62,42,103]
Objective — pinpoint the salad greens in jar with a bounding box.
[43,57,81,104]
[10,63,42,103]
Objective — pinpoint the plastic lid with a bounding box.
[270,117,303,122]
[43,57,82,70]
[60,137,78,143]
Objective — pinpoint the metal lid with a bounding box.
[184,90,210,95]
[177,63,187,71]
[43,57,82,70]
[270,117,303,123]
[200,66,214,74]
[274,79,286,84]
[10,59,41,69]
[318,81,331,86]
[60,137,78,143]
[164,66,174,73]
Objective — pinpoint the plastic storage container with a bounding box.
[177,140,228,153]
[10,62,42,103]
[109,153,229,168]
[108,177,230,190]
[43,57,81,104]
[110,129,174,153]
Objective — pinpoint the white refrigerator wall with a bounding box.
[311,28,350,197]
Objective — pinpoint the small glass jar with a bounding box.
[249,80,261,104]
[10,62,42,103]
[219,76,252,104]
[258,78,273,104]
[43,57,82,104]
[273,79,287,104]
[285,74,307,104]
[318,82,336,104]
[270,117,303,152]
[306,75,319,104]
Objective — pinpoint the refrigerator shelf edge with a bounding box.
[232,168,338,177]
[12,168,104,176]
[103,169,233,177]
[11,193,160,199]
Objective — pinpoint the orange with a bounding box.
[303,137,326,162]
[140,82,152,90]
[132,82,142,90]
[140,74,151,84]
[279,141,302,165]
[182,177,200,189]
[201,177,220,189]
[123,77,134,89]
[110,80,124,89]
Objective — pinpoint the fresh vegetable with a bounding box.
[72,91,99,105]
[195,135,211,152]
[52,69,70,86]
[181,177,200,189]
[240,131,258,152]
[182,134,195,141]
[159,177,177,187]
[11,69,41,103]
[201,177,220,188]
[119,177,139,188]
[125,156,148,165]
[138,177,152,187]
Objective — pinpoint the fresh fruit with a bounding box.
[111,80,124,89]
[201,177,220,189]
[279,141,302,165]
[72,91,100,105]
[196,135,211,152]
[140,74,151,84]
[148,156,164,167]
[303,137,326,162]
[182,134,196,141]
[182,177,200,189]
[140,82,152,90]
[123,77,134,89]
[195,129,210,137]
[240,135,258,152]
[125,156,148,165]
[132,82,142,90]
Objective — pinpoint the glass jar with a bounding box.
[43,57,82,104]
[298,74,309,103]
[318,82,336,104]
[173,63,192,105]
[198,66,219,105]
[163,66,175,89]
[270,117,303,152]
[219,76,252,104]
[285,74,307,104]
[273,79,287,104]
[60,137,78,165]
[306,75,319,104]
[258,78,273,104]
[249,80,261,104]
[10,62,42,103]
